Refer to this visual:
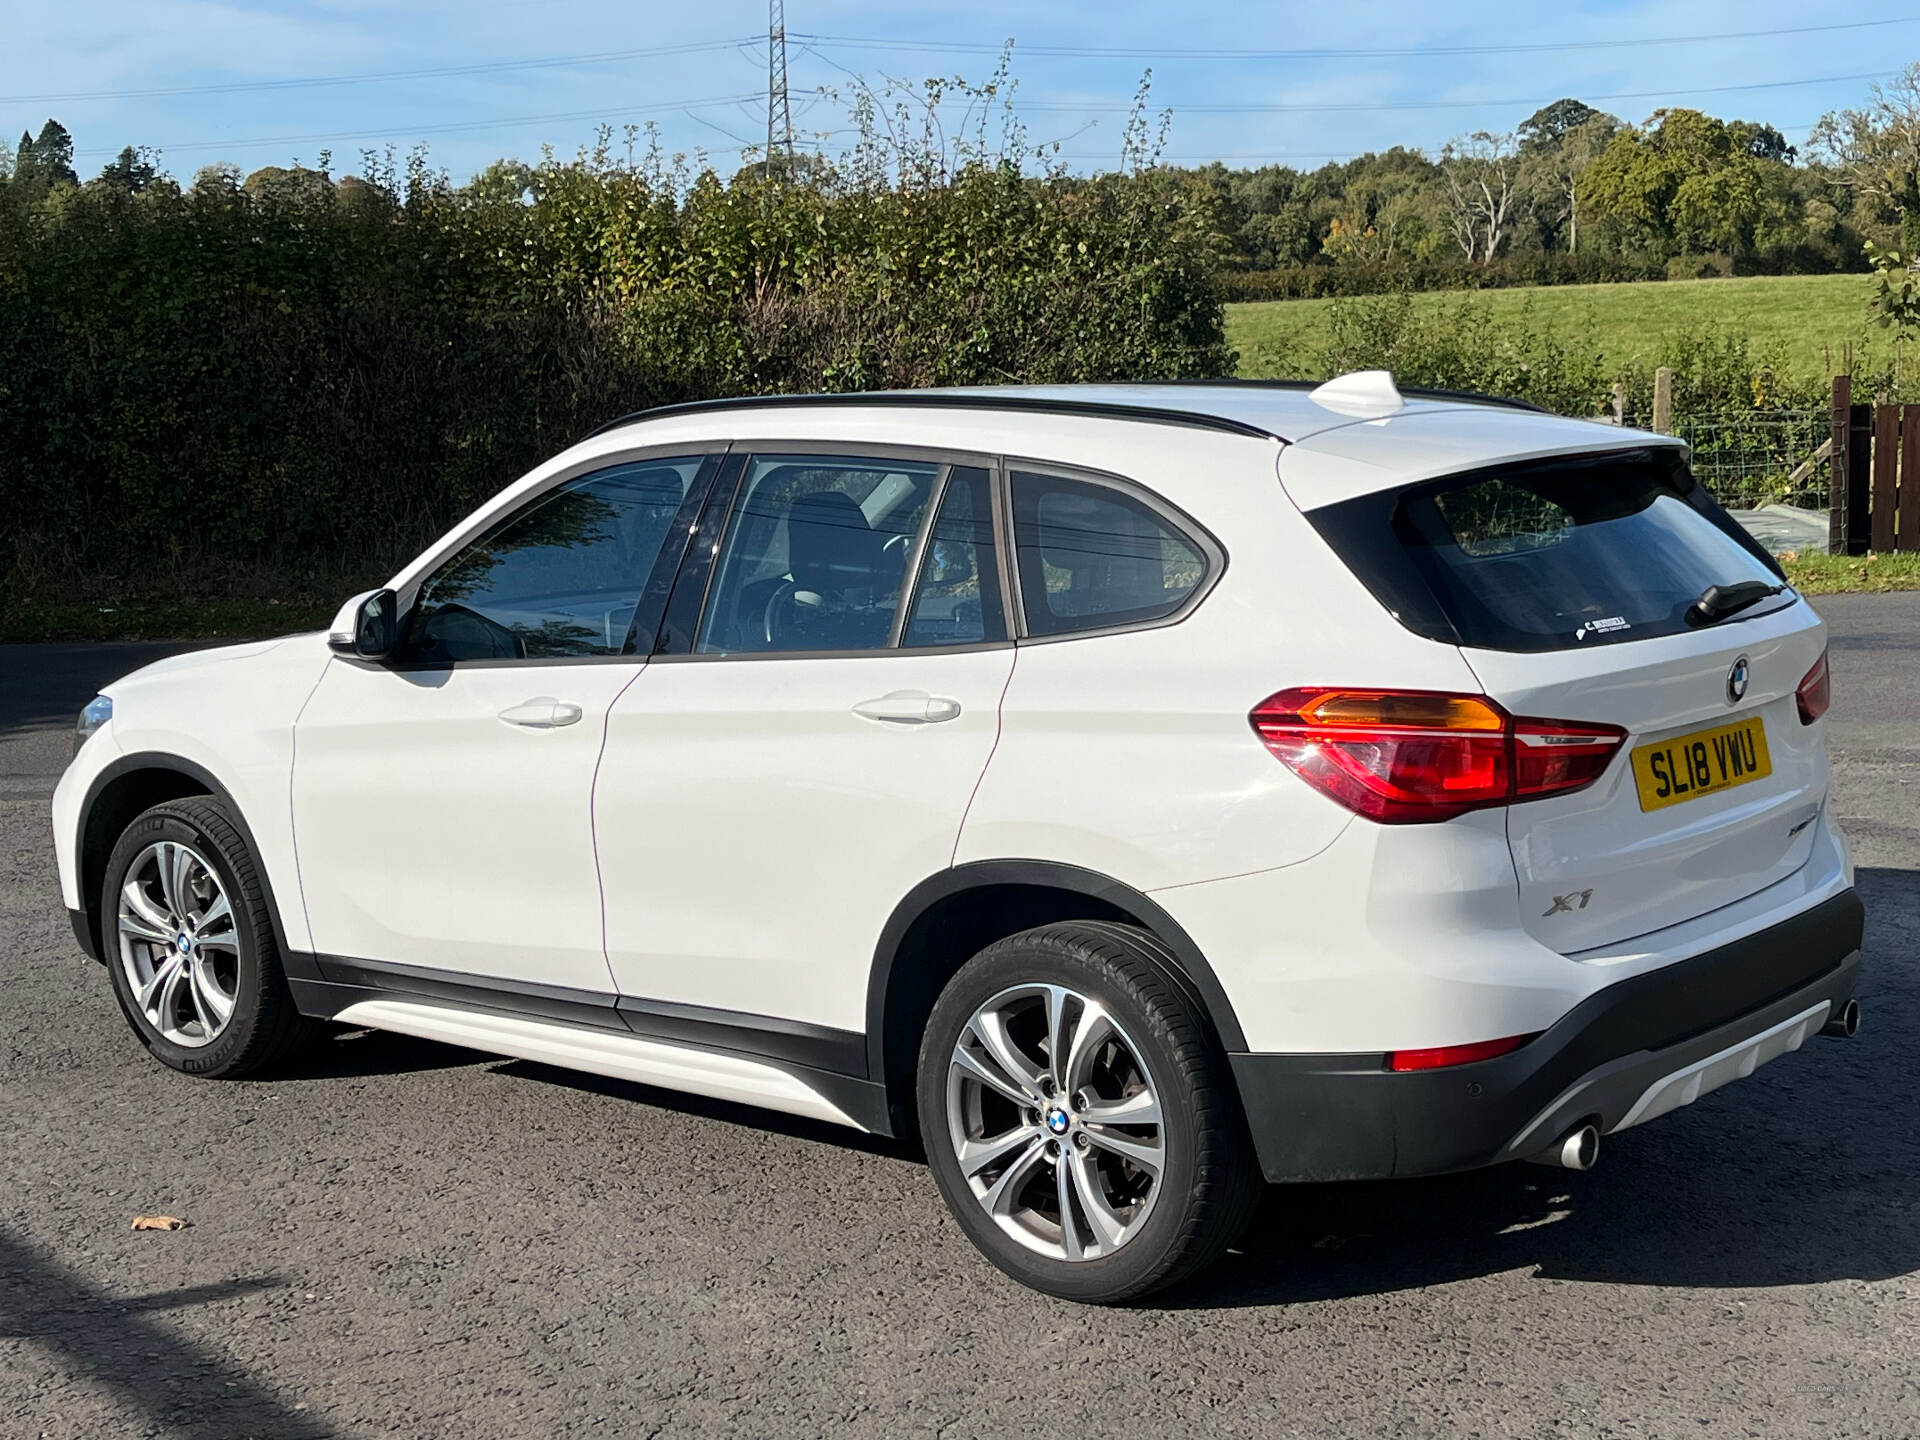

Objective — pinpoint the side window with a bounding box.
[1009,470,1208,637]
[696,454,939,654]
[903,467,1007,647]
[400,458,704,662]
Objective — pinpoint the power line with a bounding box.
[16,13,1906,109]
[793,16,1920,61]
[71,93,764,159]
[0,36,760,105]
[1012,69,1894,114]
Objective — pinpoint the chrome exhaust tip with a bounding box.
[1527,1122,1600,1171]
[1821,999,1860,1039]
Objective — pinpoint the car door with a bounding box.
[290,452,719,993]
[595,451,1017,1037]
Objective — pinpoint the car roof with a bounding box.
[590,379,1548,446]
[584,379,1686,511]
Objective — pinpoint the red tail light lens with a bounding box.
[1251,687,1625,824]
[1387,1033,1537,1071]
[1796,647,1830,725]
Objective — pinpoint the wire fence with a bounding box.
[1668,409,1830,513]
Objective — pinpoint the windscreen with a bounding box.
[1307,448,1791,653]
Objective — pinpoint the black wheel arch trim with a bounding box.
[863,859,1250,1087]
[76,751,311,977]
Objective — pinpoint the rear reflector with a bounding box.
[1251,687,1625,824]
[1387,1033,1537,1071]
[1796,646,1831,725]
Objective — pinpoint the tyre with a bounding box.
[100,796,314,1078]
[917,921,1261,1302]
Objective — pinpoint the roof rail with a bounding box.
[581,379,1548,446]
[1127,376,1547,414]
[582,391,1282,443]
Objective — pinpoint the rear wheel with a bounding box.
[917,921,1261,1302]
[101,796,314,1077]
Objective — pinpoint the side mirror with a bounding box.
[327,589,399,659]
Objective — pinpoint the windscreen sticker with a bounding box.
[1574,616,1630,641]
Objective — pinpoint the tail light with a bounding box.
[1387,1033,1537,1072]
[1796,647,1830,725]
[1250,687,1626,824]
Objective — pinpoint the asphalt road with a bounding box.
[2,599,1916,1440]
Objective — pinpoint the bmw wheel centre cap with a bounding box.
[1044,1106,1071,1136]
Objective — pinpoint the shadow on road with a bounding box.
[267,1024,487,1082]
[0,1232,329,1437]
[494,1058,925,1162]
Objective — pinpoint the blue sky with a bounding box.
[3,1,1911,182]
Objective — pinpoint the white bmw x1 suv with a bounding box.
[53,374,1862,1302]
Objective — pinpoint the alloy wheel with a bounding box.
[945,983,1166,1262]
[116,840,240,1049]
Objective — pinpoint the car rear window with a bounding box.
[1306,448,1792,653]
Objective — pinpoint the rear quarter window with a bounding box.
[1307,448,1791,653]
[1009,470,1214,637]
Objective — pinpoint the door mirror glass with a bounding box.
[328,588,398,658]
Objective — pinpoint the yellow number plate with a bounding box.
[1631,716,1772,812]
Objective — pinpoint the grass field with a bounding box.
[1228,272,1881,382]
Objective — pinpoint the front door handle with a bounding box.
[853,691,962,725]
[498,697,584,729]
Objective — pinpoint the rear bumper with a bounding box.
[1230,888,1864,1183]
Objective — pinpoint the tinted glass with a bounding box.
[401,459,702,662]
[696,454,939,654]
[903,467,1006,647]
[1309,449,1791,653]
[1010,471,1206,637]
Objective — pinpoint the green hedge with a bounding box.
[0,157,1232,610]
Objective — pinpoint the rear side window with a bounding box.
[1010,471,1208,637]
[903,467,1007,647]
[1308,448,1791,653]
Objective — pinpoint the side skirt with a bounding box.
[289,955,890,1136]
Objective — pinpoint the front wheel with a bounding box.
[916,921,1261,1302]
[101,796,314,1077]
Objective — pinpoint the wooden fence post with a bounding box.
[1830,375,1850,554]
[1873,405,1900,554]
[1904,405,1920,553]
[1652,366,1673,434]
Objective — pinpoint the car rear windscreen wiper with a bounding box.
[1686,579,1789,628]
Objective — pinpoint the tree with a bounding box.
[16,119,77,184]
[242,164,331,204]
[1519,111,1617,254]
[1518,99,1599,153]
[1813,64,1920,247]
[96,145,158,193]
[1440,131,1521,263]
[0,133,12,180]
[1728,121,1794,163]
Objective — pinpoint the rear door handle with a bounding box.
[498,697,584,729]
[853,691,962,725]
